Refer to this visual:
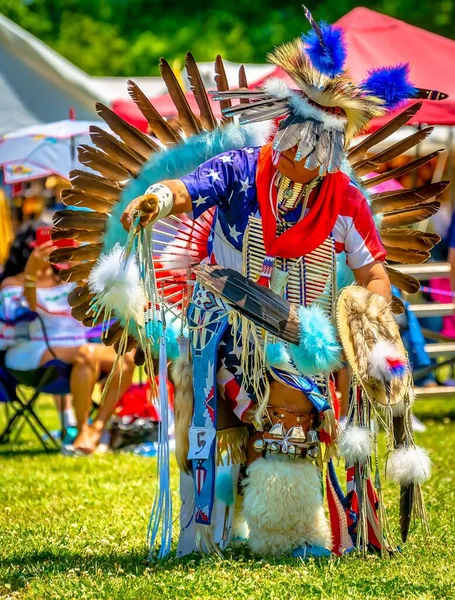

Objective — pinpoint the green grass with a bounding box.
[1,398,455,600]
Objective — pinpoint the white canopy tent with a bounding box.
[0,14,111,135]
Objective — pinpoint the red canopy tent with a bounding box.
[113,7,455,131]
[335,7,455,126]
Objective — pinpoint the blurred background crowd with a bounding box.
[0,1,455,455]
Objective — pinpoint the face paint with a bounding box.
[272,150,281,166]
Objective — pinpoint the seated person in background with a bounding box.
[0,226,135,454]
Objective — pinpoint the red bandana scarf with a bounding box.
[255,143,349,259]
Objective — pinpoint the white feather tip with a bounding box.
[387,446,431,485]
[338,425,372,464]
[88,243,145,321]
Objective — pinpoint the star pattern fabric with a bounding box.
[180,148,261,250]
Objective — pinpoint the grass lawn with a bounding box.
[0,397,455,600]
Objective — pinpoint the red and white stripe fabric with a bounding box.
[332,183,387,270]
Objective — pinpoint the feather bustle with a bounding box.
[352,127,434,176]
[185,52,217,131]
[371,182,449,214]
[127,80,181,145]
[362,150,442,189]
[67,284,93,308]
[51,229,102,244]
[381,201,440,228]
[238,65,249,105]
[380,229,441,251]
[89,126,145,175]
[52,209,108,232]
[350,103,422,162]
[215,55,233,123]
[61,188,115,213]
[69,170,123,200]
[102,321,124,346]
[78,145,131,181]
[49,244,102,264]
[95,102,159,158]
[384,246,430,264]
[386,266,420,294]
[59,261,96,283]
[160,58,202,136]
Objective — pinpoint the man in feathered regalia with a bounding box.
[51,7,447,559]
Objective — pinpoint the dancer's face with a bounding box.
[274,145,320,183]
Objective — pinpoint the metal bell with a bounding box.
[268,422,286,440]
[307,446,319,461]
[287,426,306,444]
[267,442,281,454]
[306,430,318,444]
[252,438,265,452]
[287,445,299,459]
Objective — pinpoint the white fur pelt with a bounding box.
[88,243,145,322]
[171,354,193,474]
[387,446,431,485]
[243,458,331,555]
[338,426,372,464]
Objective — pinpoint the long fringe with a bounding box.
[216,427,249,467]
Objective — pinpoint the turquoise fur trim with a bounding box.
[148,317,184,361]
[265,341,292,369]
[288,305,341,375]
[103,124,266,253]
[215,472,234,506]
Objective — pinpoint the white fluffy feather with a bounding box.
[263,77,347,130]
[387,446,431,485]
[243,120,274,146]
[263,77,291,100]
[243,458,331,555]
[369,340,407,382]
[289,92,347,129]
[338,426,372,464]
[88,243,145,321]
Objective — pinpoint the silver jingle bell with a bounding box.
[287,445,299,459]
[252,438,265,452]
[306,429,318,444]
[307,446,319,461]
[267,442,281,454]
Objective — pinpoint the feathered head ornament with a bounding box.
[211,5,447,175]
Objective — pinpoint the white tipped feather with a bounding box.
[338,425,372,464]
[387,446,431,485]
[88,243,145,321]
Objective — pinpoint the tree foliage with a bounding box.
[1,0,454,76]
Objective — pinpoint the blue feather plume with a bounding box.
[360,64,417,110]
[288,305,341,375]
[302,22,347,78]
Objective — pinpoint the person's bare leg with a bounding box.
[41,345,101,453]
[87,348,135,448]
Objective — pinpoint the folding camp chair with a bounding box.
[0,360,72,451]
[0,303,74,451]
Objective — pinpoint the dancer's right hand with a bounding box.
[120,193,159,231]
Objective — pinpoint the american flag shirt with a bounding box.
[180,147,386,420]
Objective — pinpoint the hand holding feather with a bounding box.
[120,193,159,231]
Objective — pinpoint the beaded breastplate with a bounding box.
[243,215,337,315]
